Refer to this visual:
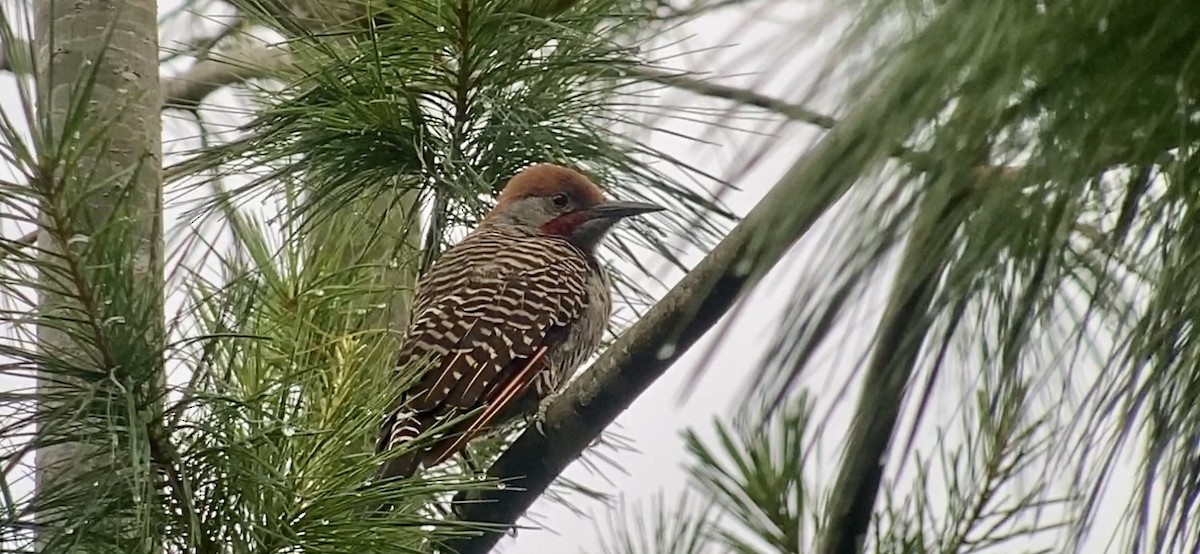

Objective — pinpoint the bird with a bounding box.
[375,163,664,480]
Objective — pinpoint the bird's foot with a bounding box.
[530,393,559,436]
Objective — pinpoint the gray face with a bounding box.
[492,194,579,229]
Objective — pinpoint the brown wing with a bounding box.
[422,345,550,467]
[377,242,590,479]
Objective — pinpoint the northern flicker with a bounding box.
[376,163,663,480]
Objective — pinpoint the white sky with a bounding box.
[0,0,1154,552]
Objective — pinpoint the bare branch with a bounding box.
[1,36,288,110]
[627,67,838,129]
[162,42,290,109]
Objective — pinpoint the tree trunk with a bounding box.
[34,0,162,550]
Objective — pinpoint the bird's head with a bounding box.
[485,164,664,251]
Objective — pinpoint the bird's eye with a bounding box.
[551,193,570,208]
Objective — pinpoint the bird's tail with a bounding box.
[376,407,429,481]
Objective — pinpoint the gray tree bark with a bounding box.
[34,0,162,550]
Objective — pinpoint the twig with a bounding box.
[625,67,838,129]
[159,15,246,64]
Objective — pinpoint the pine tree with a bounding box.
[2,0,1199,553]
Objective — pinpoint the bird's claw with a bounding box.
[531,393,559,436]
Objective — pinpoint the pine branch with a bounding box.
[1,35,288,110]
[438,48,1043,554]
[439,80,905,554]
[815,184,968,554]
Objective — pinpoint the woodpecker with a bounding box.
[376,163,663,480]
